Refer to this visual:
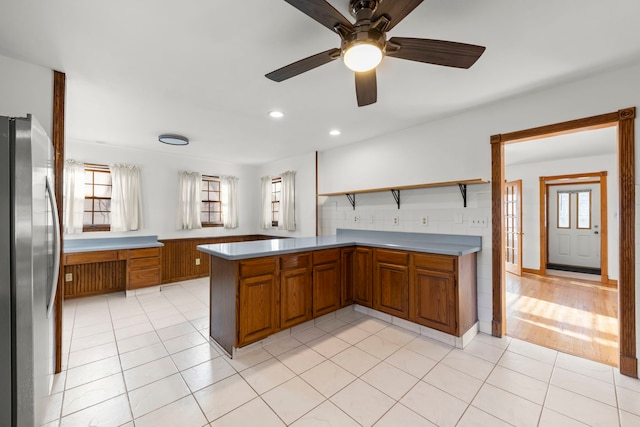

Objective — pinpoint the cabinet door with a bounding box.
[410,268,457,334]
[353,247,373,307]
[238,274,278,346]
[280,267,312,329]
[374,261,409,319]
[312,261,341,317]
[340,248,355,307]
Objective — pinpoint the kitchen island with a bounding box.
[197,229,481,357]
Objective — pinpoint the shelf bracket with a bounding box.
[390,189,400,209]
[458,184,468,208]
[346,193,356,210]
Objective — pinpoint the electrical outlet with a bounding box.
[421,216,429,226]
[195,258,201,265]
[368,215,374,224]
[392,215,399,226]
[454,213,463,224]
[470,217,488,227]
[353,214,360,223]
[65,273,72,282]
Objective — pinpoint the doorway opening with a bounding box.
[491,107,637,378]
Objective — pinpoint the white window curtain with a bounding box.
[110,164,143,232]
[260,175,273,229]
[63,159,85,234]
[279,170,296,231]
[177,171,202,230]
[220,175,239,229]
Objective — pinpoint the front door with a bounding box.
[547,183,601,271]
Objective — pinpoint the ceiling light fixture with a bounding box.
[158,134,189,146]
[269,111,284,118]
[329,129,341,136]
[343,42,383,72]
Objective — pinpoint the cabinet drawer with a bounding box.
[64,250,119,265]
[280,253,310,270]
[129,247,161,259]
[129,267,160,289]
[413,253,456,272]
[129,257,159,270]
[239,257,277,277]
[375,249,409,265]
[312,248,340,265]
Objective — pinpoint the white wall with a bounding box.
[317,60,640,356]
[65,141,257,240]
[254,151,317,238]
[506,153,618,279]
[0,54,53,137]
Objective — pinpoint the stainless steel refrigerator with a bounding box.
[1,115,60,426]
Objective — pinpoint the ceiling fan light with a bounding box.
[343,43,383,72]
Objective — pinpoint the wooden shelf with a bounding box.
[317,178,490,209]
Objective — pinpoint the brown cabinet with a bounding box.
[279,253,312,329]
[340,248,355,307]
[409,253,476,335]
[127,247,161,290]
[353,247,373,307]
[373,249,409,319]
[312,249,341,317]
[237,258,278,346]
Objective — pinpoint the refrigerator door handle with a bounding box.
[46,176,60,318]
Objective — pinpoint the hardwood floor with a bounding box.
[506,271,619,366]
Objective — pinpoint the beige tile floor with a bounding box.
[42,278,640,427]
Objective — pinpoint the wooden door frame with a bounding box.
[504,180,523,276]
[539,172,608,283]
[491,107,637,377]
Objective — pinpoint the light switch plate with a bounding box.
[454,213,463,224]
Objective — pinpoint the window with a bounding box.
[577,191,591,229]
[557,192,570,229]
[202,175,223,227]
[83,164,112,232]
[271,177,281,227]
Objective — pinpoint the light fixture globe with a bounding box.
[158,134,189,146]
[343,42,383,72]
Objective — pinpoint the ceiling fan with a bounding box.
[265,0,486,107]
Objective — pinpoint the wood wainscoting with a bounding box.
[160,235,283,284]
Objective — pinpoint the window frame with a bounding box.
[201,175,223,227]
[556,191,571,229]
[83,163,112,232]
[271,177,282,227]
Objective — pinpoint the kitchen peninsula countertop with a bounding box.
[197,229,481,260]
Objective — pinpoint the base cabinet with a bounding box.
[208,245,477,355]
[280,254,312,329]
[409,253,476,336]
[312,249,341,317]
[353,247,373,307]
[373,249,409,319]
[237,258,278,347]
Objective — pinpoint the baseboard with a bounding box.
[522,268,543,276]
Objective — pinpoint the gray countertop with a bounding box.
[64,235,164,253]
[197,229,481,260]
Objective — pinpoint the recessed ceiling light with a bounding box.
[329,129,341,136]
[269,111,284,119]
[158,134,189,146]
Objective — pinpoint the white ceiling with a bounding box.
[1,0,639,165]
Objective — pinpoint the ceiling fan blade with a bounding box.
[265,48,340,82]
[284,0,353,33]
[355,70,377,107]
[373,0,424,31]
[386,37,486,68]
